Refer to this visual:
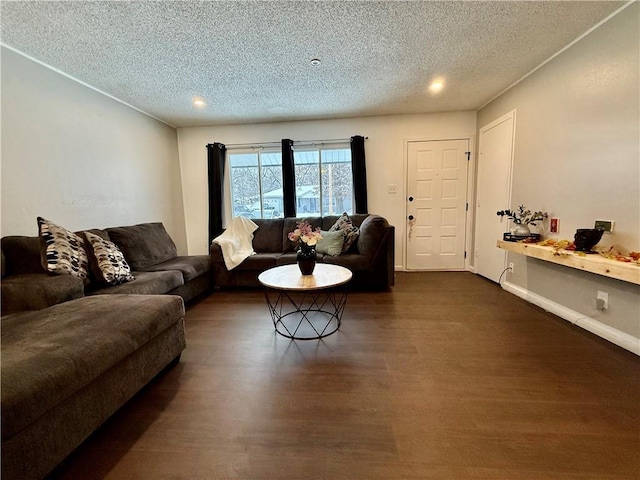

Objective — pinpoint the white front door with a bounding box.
[475,111,515,283]
[406,139,469,270]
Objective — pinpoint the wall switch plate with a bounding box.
[550,218,559,233]
[594,220,614,232]
[387,184,397,194]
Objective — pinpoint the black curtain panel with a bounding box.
[281,139,297,217]
[207,142,226,243]
[350,135,368,214]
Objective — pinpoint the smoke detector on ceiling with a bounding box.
[310,59,321,66]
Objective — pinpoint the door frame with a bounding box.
[473,110,516,278]
[402,136,476,272]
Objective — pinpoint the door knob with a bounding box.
[408,196,414,202]
[408,215,414,220]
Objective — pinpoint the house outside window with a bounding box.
[293,147,353,216]
[228,144,353,219]
[229,150,283,219]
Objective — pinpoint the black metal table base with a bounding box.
[262,286,349,340]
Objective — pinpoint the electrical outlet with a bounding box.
[387,184,397,194]
[508,262,514,273]
[595,290,609,310]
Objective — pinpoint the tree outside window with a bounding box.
[229,151,283,219]
[229,145,352,219]
[294,148,353,216]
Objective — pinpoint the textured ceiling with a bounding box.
[0,1,626,128]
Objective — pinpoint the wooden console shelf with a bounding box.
[497,240,640,285]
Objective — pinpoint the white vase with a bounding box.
[514,225,531,236]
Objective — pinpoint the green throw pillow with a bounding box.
[315,230,344,256]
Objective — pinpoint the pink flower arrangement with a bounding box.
[288,220,323,247]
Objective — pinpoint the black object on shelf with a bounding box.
[503,233,541,242]
[574,228,604,252]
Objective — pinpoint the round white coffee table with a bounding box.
[258,264,353,339]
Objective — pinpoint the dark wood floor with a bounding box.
[51,272,640,480]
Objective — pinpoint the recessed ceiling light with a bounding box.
[193,97,206,108]
[429,81,444,93]
[310,58,321,66]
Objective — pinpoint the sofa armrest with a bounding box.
[357,215,395,287]
[210,242,224,263]
[357,215,390,257]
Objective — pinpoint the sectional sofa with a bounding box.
[1,222,211,315]
[1,221,211,480]
[210,214,395,289]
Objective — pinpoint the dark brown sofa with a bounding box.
[210,214,395,289]
[0,222,209,479]
[1,294,186,480]
[1,222,212,315]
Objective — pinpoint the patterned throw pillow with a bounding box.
[84,231,135,285]
[329,212,360,253]
[37,217,89,279]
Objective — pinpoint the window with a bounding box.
[229,150,283,219]
[294,147,353,216]
[228,143,354,219]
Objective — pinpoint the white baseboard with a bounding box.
[502,281,640,356]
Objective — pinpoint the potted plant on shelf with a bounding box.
[288,220,323,275]
[497,205,547,237]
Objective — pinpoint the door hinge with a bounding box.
[466,202,469,211]
[464,251,467,259]
[465,151,471,161]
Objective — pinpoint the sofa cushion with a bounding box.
[1,236,44,276]
[322,252,371,271]
[328,212,360,253]
[234,253,279,271]
[1,273,85,315]
[106,222,177,270]
[1,294,185,441]
[86,270,183,296]
[251,219,284,253]
[37,217,89,280]
[315,230,344,256]
[79,228,110,242]
[143,255,211,282]
[84,232,135,285]
[275,252,298,266]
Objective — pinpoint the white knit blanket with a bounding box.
[212,216,259,270]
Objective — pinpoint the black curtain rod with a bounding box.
[223,137,368,150]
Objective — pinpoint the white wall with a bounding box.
[477,4,640,343]
[177,112,477,266]
[1,47,187,253]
